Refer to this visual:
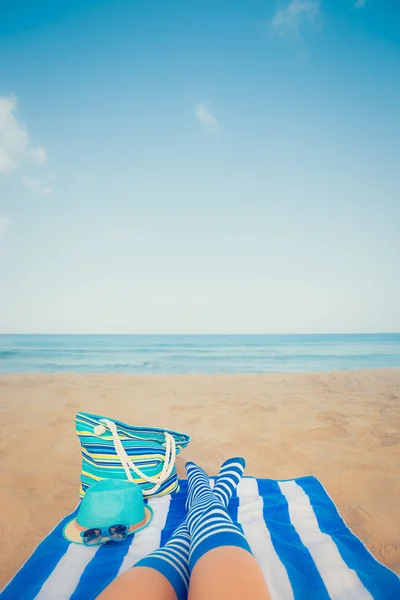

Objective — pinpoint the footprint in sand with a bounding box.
[380,544,397,562]
[186,417,201,426]
[240,404,277,415]
[308,425,347,440]
[316,411,349,427]
[53,416,70,424]
[260,405,277,413]
[177,404,206,412]
[64,402,79,410]
[358,422,400,447]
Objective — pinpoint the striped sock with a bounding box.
[134,458,247,599]
[134,521,190,600]
[185,461,210,511]
[213,457,246,507]
[185,461,252,571]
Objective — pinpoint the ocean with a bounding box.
[0,333,399,374]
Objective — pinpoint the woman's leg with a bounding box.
[185,461,271,600]
[97,458,261,600]
[97,546,271,600]
[189,546,270,600]
[96,565,177,600]
[96,519,191,600]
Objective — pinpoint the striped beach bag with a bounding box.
[76,412,191,498]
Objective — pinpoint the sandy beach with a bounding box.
[0,369,399,587]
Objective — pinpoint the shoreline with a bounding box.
[1,369,399,585]
[1,365,400,376]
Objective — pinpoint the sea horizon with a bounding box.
[0,331,400,337]
[1,333,400,374]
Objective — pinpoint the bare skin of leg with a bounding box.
[189,546,271,600]
[96,566,177,600]
[96,546,270,600]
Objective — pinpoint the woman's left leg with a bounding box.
[96,565,178,600]
[96,520,190,600]
[97,457,247,600]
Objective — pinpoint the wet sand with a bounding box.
[0,369,399,586]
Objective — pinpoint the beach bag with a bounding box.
[76,412,190,498]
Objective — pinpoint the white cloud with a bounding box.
[0,149,16,173]
[0,217,11,239]
[272,0,322,38]
[0,96,47,174]
[22,176,53,197]
[354,0,365,7]
[195,103,219,133]
[29,145,47,164]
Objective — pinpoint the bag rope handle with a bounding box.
[98,419,177,496]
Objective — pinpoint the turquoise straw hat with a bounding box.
[63,479,153,545]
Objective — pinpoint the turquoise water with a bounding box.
[0,334,399,374]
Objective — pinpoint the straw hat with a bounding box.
[63,479,153,545]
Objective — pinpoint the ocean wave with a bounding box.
[1,334,399,373]
[14,361,155,372]
[0,350,19,359]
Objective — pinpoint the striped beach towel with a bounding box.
[2,476,399,600]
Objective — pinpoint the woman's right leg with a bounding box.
[96,565,177,600]
[185,461,271,600]
[189,546,270,600]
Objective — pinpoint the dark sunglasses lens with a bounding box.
[109,524,127,541]
[83,528,102,546]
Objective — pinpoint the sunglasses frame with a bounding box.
[80,523,130,546]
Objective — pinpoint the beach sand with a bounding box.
[0,369,399,587]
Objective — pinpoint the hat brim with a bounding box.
[62,505,153,545]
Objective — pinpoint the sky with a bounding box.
[0,0,399,334]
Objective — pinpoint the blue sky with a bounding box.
[0,0,399,334]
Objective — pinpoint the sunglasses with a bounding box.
[80,524,129,546]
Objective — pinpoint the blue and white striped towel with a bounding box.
[2,476,399,599]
